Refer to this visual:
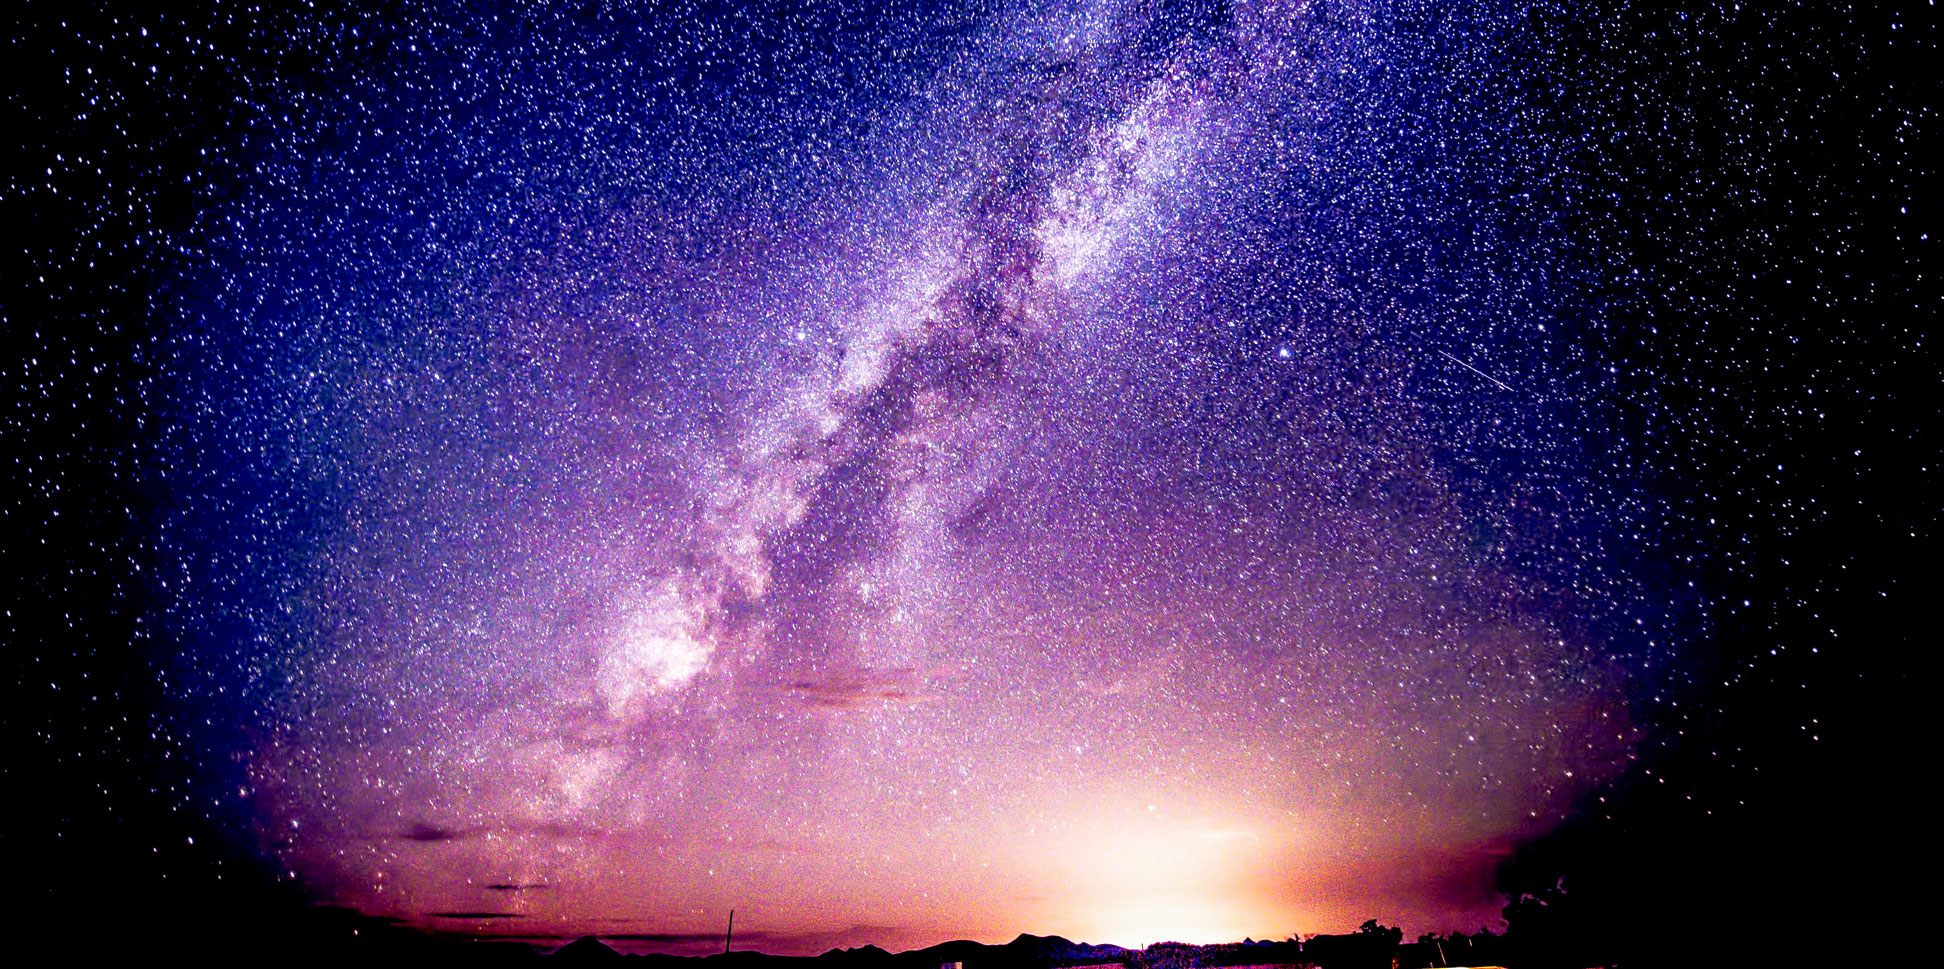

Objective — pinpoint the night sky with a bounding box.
[6,0,1930,961]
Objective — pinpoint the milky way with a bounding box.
[10,0,1929,958]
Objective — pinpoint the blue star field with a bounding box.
[4,0,1930,961]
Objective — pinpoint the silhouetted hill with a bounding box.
[817,945,893,963]
[536,932,1138,967]
[811,934,1132,969]
[1003,933,1131,965]
[705,950,809,969]
[556,936,625,961]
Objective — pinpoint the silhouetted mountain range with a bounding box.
[563,933,1137,969]
[533,928,1492,969]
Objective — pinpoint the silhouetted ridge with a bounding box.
[819,945,892,962]
[1021,934,1129,964]
[555,936,624,961]
[845,934,1130,969]
[242,921,1517,967]
[709,951,800,969]
[1004,935,1070,959]
[898,939,989,969]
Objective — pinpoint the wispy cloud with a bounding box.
[399,822,476,842]
[393,820,609,843]
[787,666,933,712]
[536,924,924,957]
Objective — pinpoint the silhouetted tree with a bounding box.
[1355,920,1402,946]
[1500,877,1608,969]
[1300,922,1400,969]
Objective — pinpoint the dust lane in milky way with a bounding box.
[153,0,1658,950]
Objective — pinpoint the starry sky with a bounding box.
[5,0,1931,959]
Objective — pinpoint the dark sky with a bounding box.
[4,0,1928,961]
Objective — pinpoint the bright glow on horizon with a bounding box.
[1078,896,1265,949]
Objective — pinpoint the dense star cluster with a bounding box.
[6,0,1928,960]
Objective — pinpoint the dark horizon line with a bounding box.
[442,926,1460,954]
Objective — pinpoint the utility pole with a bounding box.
[724,908,735,955]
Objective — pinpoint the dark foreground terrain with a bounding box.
[161,910,1544,969]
